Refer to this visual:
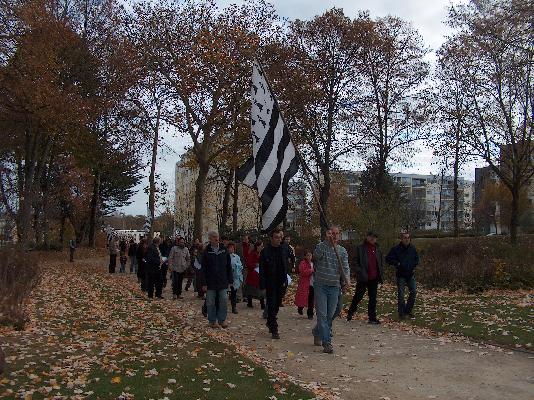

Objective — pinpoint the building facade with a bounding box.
[174,156,260,241]
[338,171,474,232]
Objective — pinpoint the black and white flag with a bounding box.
[236,61,299,232]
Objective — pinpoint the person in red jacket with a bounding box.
[243,241,265,309]
[294,251,314,319]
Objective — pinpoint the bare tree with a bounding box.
[445,0,533,243]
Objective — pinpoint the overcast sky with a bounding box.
[120,0,481,216]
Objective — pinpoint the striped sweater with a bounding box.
[313,241,350,287]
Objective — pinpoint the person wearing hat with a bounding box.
[346,230,384,324]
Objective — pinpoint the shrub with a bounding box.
[413,236,534,292]
[0,246,41,329]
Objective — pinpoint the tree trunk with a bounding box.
[59,215,66,245]
[453,140,460,237]
[148,107,161,240]
[193,162,209,241]
[509,184,519,244]
[232,171,239,233]
[220,169,233,235]
[319,171,330,240]
[88,170,101,248]
[436,172,444,233]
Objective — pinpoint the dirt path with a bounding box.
[156,281,534,400]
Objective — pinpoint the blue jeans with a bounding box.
[206,288,228,324]
[312,283,340,345]
[397,276,417,316]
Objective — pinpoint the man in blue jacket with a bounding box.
[200,231,233,328]
[385,232,420,319]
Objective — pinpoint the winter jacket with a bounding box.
[199,243,233,291]
[245,250,260,288]
[385,243,420,279]
[109,241,119,256]
[259,244,288,290]
[294,260,314,308]
[230,253,244,290]
[145,244,162,272]
[168,245,190,273]
[128,242,138,257]
[354,241,384,283]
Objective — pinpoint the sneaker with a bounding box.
[271,332,280,340]
[323,343,334,354]
[346,310,354,321]
[368,319,381,325]
[314,336,322,346]
[219,321,229,329]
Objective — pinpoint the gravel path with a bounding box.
[172,286,534,400]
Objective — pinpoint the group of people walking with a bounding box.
[105,226,419,354]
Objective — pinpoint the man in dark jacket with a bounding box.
[260,229,288,339]
[145,237,163,299]
[159,236,173,288]
[347,231,383,324]
[200,231,233,328]
[386,232,419,319]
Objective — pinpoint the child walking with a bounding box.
[294,251,315,319]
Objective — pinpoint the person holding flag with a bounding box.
[312,226,350,354]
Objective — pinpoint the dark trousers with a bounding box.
[109,254,117,273]
[266,285,284,333]
[161,264,168,288]
[349,279,379,321]
[298,286,315,318]
[69,248,75,262]
[172,271,184,296]
[230,287,238,310]
[397,276,417,316]
[147,269,163,298]
[248,295,265,309]
[185,277,193,291]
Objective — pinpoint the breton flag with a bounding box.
[236,60,299,232]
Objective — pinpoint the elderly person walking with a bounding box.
[168,236,190,299]
[312,226,350,354]
[200,231,233,328]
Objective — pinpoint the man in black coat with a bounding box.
[260,229,288,339]
[347,231,384,324]
[145,237,164,299]
[200,231,233,328]
[386,232,419,319]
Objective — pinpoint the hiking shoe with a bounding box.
[219,321,229,329]
[368,319,381,325]
[323,343,334,354]
[271,332,280,340]
[346,309,354,321]
[314,336,322,346]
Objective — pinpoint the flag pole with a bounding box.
[254,59,349,287]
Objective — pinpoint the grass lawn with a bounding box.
[340,283,533,349]
[1,261,314,399]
